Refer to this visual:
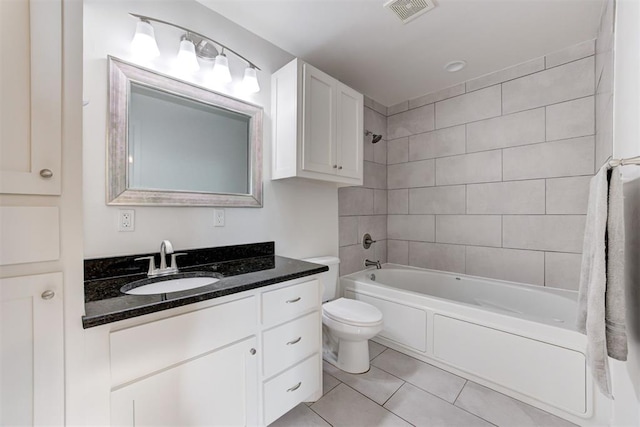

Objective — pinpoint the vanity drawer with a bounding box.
[263,311,320,377]
[263,354,321,426]
[262,279,319,326]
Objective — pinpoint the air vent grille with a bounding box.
[384,0,435,24]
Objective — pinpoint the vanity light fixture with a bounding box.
[242,65,260,93]
[129,13,261,92]
[130,19,160,60]
[176,34,200,73]
[212,49,232,84]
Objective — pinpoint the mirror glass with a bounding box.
[107,57,263,207]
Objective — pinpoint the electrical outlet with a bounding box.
[214,209,225,227]
[118,209,135,232]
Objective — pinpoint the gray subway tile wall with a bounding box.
[338,40,602,290]
[595,0,614,167]
[338,104,388,276]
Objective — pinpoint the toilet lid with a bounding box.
[323,298,383,326]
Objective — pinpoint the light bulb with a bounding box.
[241,66,260,93]
[131,20,160,60]
[176,37,200,73]
[212,53,232,84]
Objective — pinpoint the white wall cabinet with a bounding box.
[0,273,64,426]
[0,0,62,195]
[272,58,363,186]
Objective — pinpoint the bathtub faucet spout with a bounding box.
[364,259,382,269]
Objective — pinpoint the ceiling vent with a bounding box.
[384,0,435,24]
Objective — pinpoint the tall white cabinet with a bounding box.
[0,273,64,426]
[0,0,67,425]
[0,0,62,195]
[272,59,364,186]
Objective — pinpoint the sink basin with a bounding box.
[124,276,220,295]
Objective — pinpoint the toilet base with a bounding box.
[323,339,371,374]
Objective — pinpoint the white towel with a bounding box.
[577,165,627,399]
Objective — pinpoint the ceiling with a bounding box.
[198,0,604,106]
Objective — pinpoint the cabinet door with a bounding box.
[0,0,62,195]
[336,83,363,180]
[111,336,258,426]
[302,64,336,175]
[0,273,64,426]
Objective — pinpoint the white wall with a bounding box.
[611,0,640,425]
[83,0,338,260]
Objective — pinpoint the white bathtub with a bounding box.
[340,264,603,425]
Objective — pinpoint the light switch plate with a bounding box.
[214,209,225,227]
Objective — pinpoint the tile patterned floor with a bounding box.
[271,341,577,427]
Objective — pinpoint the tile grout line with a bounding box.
[452,379,468,405]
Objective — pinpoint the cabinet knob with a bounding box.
[287,382,302,392]
[286,297,301,304]
[39,169,53,178]
[332,164,337,168]
[249,348,256,355]
[286,337,302,346]
[338,166,343,170]
[41,290,55,300]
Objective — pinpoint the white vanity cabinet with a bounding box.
[110,337,258,426]
[260,280,323,425]
[103,276,322,426]
[272,58,363,186]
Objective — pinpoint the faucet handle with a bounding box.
[170,253,187,270]
[135,256,156,276]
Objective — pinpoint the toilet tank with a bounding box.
[302,256,340,302]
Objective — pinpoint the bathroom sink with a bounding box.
[123,276,220,295]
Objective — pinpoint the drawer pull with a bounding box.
[286,297,301,304]
[287,382,302,392]
[286,337,302,346]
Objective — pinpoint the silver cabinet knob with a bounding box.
[41,290,55,300]
[338,166,343,170]
[249,348,256,355]
[286,297,301,304]
[39,169,53,178]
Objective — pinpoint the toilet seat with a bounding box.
[323,298,383,327]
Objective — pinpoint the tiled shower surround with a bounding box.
[339,39,606,291]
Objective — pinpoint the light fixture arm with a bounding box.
[129,12,261,71]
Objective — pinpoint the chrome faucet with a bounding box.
[364,259,382,269]
[136,240,186,277]
[160,240,174,270]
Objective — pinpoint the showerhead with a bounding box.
[365,130,383,144]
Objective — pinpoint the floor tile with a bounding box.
[323,361,404,405]
[322,371,341,396]
[371,348,466,403]
[384,383,492,427]
[369,340,387,360]
[311,383,411,427]
[270,403,331,427]
[455,382,577,427]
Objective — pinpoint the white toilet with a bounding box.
[304,256,383,374]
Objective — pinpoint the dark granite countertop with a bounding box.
[82,254,327,329]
